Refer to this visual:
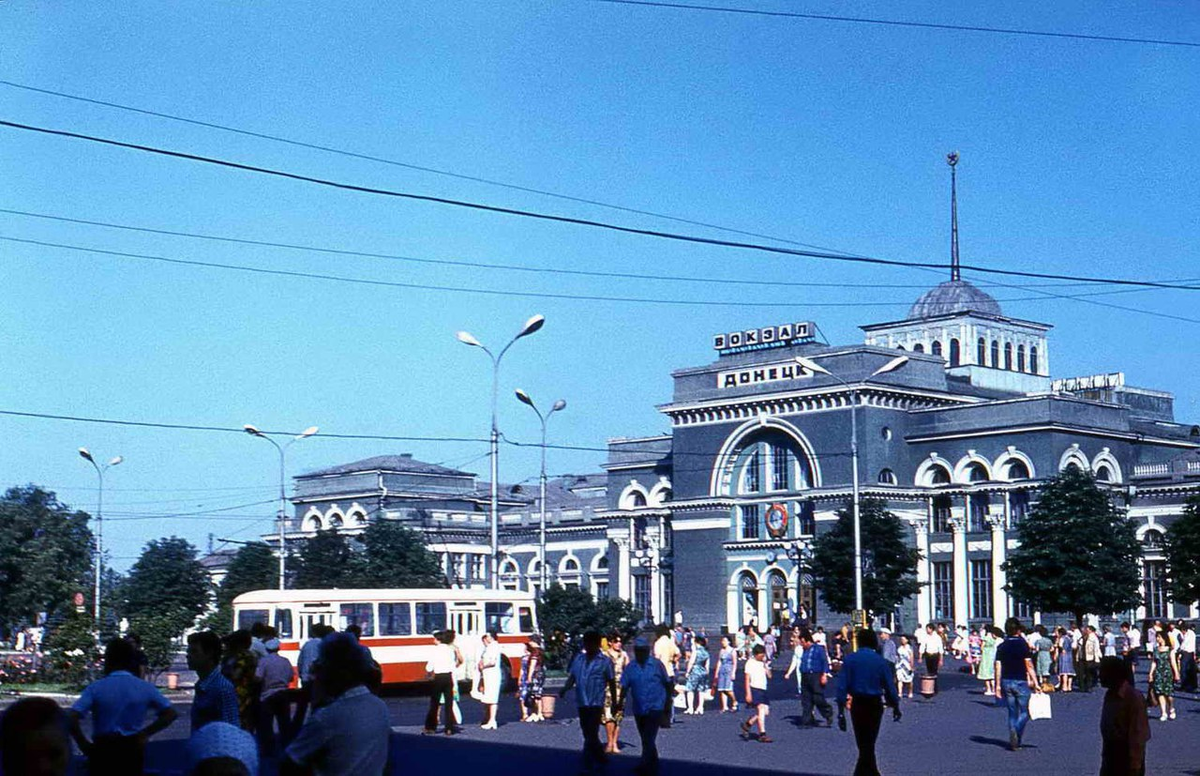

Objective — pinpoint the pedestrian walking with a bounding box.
[714,635,738,713]
[994,618,1039,751]
[290,622,332,737]
[895,636,914,699]
[879,628,898,667]
[618,637,674,776]
[187,631,241,733]
[739,644,772,743]
[977,627,999,696]
[1,696,72,776]
[1148,630,1179,721]
[684,635,711,714]
[1177,620,1197,692]
[796,629,834,727]
[255,637,294,752]
[603,632,628,752]
[560,631,617,775]
[476,631,503,730]
[1098,656,1150,776]
[67,638,179,776]
[282,632,389,776]
[836,629,901,776]
[783,628,804,696]
[423,629,462,735]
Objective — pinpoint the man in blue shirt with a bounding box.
[618,637,673,776]
[561,631,617,775]
[836,629,900,776]
[994,617,1038,751]
[796,629,835,727]
[187,630,241,733]
[68,638,178,776]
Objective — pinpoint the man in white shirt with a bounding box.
[919,624,943,692]
[1178,621,1197,692]
[1122,622,1142,674]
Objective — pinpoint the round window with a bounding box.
[881,427,893,441]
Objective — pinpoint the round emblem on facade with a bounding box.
[765,503,789,539]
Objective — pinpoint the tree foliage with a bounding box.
[1166,495,1200,605]
[0,486,94,628]
[537,584,641,668]
[41,609,99,687]
[291,529,357,588]
[124,537,210,637]
[217,543,278,608]
[355,520,446,588]
[130,609,189,680]
[810,498,921,616]
[1004,467,1141,623]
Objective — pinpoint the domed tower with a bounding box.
[861,154,1052,395]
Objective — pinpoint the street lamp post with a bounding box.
[785,538,814,626]
[457,315,545,590]
[794,355,908,623]
[243,424,319,589]
[79,448,122,629]
[514,389,566,597]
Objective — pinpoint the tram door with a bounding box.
[301,611,334,639]
[450,607,481,636]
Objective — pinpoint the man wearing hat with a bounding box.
[618,637,674,776]
[879,629,899,667]
[255,636,295,753]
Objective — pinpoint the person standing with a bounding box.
[994,618,1039,751]
[187,631,241,733]
[796,629,834,727]
[1056,627,1076,693]
[836,629,900,776]
[1034,626,1055,688]
[618,637,674,776]
[602,633,628,752]
[919,624,943,693]
[740,644,772,743]
[1148,630,1180,721]
[895,636,915,699]
[879,629,898,667]
[978,626,999,697]
[684,635,711,714]
[520,634,546,723]
[476,631,503,730]
[783,629,804,698]
[714,635,738,713]
[423,630,461,735]
[67,638,178,775]
[1122,621,1141,678]
[1081,625,1103,693]
[1098,656,1150,776]
[1176,621,1197,692]
[221,630,260,731]
[561,631,617,776]
[1,697,73,776]
[291,622,332,738]
[255,637,295,752]
[653,625,681,725]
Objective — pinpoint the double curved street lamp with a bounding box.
[79,448,122,627]
[794,354,908,623]
[515,389,566,595]
[457,315,545,589]
[244,424,319,589]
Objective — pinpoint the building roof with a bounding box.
[299,454,474,478]
[907,279,1002,320]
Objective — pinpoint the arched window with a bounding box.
[949,338,961,367]
[561,557,580,574]
[739,572,760,628]
[328,514,344,529]
[897,344,906,352]
[930,466,952,486]
[1030,346,1039,374]
[964,462,989,482]
[627,491,647,509]
[977,337,987,366]
[1006,460,1031,480]
[1017,344,1026,372]
[348,510,368,526]
[991,340,1001,367]
[1004,343,1014,370]
[878,468,898,485]
[932,340,943,358]
[725,431,813,497]
[595,555,610,572]
[1095,465,1113,483]
[1143,529,1165,551]
[306,515,323,531]
[912,343,925,354]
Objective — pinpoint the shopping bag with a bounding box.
[704,688,715,701]
[1029,692,1052,721]
[673,686,688,709]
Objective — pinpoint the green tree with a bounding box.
[810,498,922,617]
[1165,495,1200,605]
[129,609,189,681]
[593,597,641,638]
[0,486,94,628]
[124,537,210,637]
[217,543,278,608]
[356,521,446,588]
[291,529,357,588]
[1004,467,1142,625]
[537,584,599,668]
[40,609,100,688]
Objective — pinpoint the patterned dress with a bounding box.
[685,645,710,692]
[221,649,260,731]
[895,644,914,684]
[519,648,545,713]
[602,647,628,723]
[716,647,736,692]
[1152,648,1176,697]
[1057,635,1075,676]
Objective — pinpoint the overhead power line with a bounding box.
[588,0,1200,49]
[3,119,1198,292]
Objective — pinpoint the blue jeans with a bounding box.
[1001,679,1031,743]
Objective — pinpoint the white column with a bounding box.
[988,509,1007,627]
[912,517,931,627]
[949,511,969,626]
[615,537,631,600]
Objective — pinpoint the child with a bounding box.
[895,636,915,699]
[740,644,772,743]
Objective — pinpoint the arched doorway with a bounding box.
[767,570,788,627]
[739,571,760,629]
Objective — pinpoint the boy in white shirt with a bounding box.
[740,645,772,743]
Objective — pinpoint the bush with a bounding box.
[0,654,39,685]
[537,585,642,668]
[40,611,100,688]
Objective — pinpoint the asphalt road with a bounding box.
[45,657,1200,775]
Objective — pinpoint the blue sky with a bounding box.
[1,1,1197,570]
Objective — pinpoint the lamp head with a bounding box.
[517,314,545,339]
[78,448,94,462]
[297,426,319,439]
[455,330,483,348]
[514,388,535,407]
[108,456,123,467]
[551,399,567,413]
[243,424,264,437]
[794,356,831,376]
[874,355,909,376]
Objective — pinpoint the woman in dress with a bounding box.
[1149,630,1180,721]
[684,636,711,714]
[1056,626,1075,692]
[519,635,545,722]
[967,628,983,675]
[603,632,629,753]
[977,626,999,696]
[714,634,738,713]
[1034,625,1055,688]
[477,631,503,730]
[895,635,915,699]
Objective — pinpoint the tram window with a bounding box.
[415,602,447,634]
[485,603,515,634]
[340,603,375,637]
[274,608,293,639]
[379,603,412,636]
[237,609,269,631]
[517,606,534,633]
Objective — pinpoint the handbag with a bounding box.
[672,686,688,709]
[704,688,715,701]
[1028,692,1052,721]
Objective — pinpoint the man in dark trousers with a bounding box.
[1098,656,1150,776]
[796,629,835,727]
[618,637,674,775]
[994,617,1039,751]
[561,631,617,776]
[836,629,900,776]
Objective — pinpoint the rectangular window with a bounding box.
[740,504,760,540]
[744,451,761,493]
[771,447,791,491]
[485,602,516,634]
[932,499,952,533]
[451,553,466,582]
[968,496,988,533]
[415,602,447,634]
[517,606,535,633]
[1144,561,1170,619]
[274,608,293,639]
[595,580,610,600]
[970,560,992,620]
[237,609,269,631]
[470,555,485,583]
[1013,600,1034,620]
[339,603,375,637]
[634,575,652,618]
[1010,493,1029,525]
[933,561,954,621]
[378,603,412,636]
[796,501,816,536]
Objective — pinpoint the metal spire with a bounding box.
[947,151,960,281]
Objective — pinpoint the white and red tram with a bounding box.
[231,588,538,685]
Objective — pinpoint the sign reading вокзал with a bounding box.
[713,321,814,352]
